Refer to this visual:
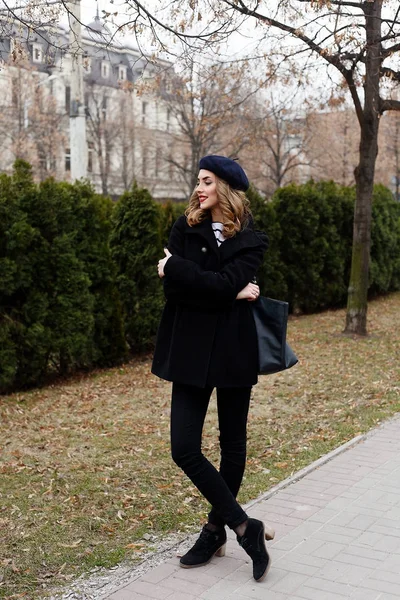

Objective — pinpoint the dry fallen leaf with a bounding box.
[59,539,83,548]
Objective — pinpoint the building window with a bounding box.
[32,43,43,63]
[12,78,18,107]
[155,147,162,177]
[65,148,71,172]
[101,61,110,78]
[118,65,127,81]
[142,147,148,177]
[84,92,89,116]
[88,143,94,173]
[38,149,47,178]
[102,96,107,120]
[83,56,91,74]
[142,101,147,126]
[65,85,71,114]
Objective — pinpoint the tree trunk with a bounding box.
[344,1,381,335]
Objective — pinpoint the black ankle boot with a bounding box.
[237,518,271,582]
[179,524,227,568]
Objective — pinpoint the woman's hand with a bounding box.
[158,248,172,278]
[236,282,260,301]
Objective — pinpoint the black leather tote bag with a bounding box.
[252,296,298,375]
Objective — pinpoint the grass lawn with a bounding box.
[1,293,400,599]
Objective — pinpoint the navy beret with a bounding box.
[198,155,249,192]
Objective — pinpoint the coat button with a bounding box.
[201,247,207,253]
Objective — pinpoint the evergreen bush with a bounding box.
[247,186,288,300]
[370,185,400,295]
[110,183,164,352]
[0,161,126,392]
[159,200,187,247]
[268,181,354,312]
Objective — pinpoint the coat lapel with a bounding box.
[186,218,220,257]
[219,227,266,262]
[185,217,266,261]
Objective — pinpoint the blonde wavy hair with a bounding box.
[185,176,251,238]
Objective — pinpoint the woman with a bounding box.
[152,155,274,582]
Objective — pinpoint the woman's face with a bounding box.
[196,169,219,212]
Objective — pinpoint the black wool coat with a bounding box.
[151,215,268,388]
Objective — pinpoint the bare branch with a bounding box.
[380,98,400,113]
[297,0,365,9]
[380,67,400,83]
[381,42,400,59]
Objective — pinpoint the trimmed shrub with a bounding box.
[0,161,126,392]
[269,181,354,312]
[159,200,187,247]
[110,182,164,352]
[247,186,288,300]
[370,185,400,296]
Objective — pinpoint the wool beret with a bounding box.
[198,155,249,192]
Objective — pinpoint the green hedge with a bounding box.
[110,183,164,352]
[0,161,126,393]
[249,181,400,313]
[1,161,399,393]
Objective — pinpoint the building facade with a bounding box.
[0,13,188,201]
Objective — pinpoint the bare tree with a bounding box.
[247,96,316,195]
[85,85,124,195]
[103,0,400,336]
[158,60,262,194]
[0,60,65,178]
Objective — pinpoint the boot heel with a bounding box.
[215,543,226,557]
[264,525,275,541]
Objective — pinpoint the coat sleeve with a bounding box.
[163,217,268,310]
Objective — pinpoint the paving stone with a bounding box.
[272,559,320,577]
[306,576,358,596]
[270,535,305,551]
[313,529,358,545]
[270,571,310,594]
[171,569,221,586]
[204,557,246,578]
[316,560,350,582]
[337,566,371,586]
[344,544,388,562]
[168,593,197,600]
[306,508,338,523]
[311,541,346,560]
[322,524,363,540]
[108,591,148,600]
[284,550,327,569]
[230,583,288,600]
[329,551,383,570]
[293,584,355,600]
[358,577,400,595]
[369,569,400,586]
[353,531,383,548]
[125,581,172,599]
[141,563,179,585]
[196,579,241,600]
[161,575,209,596]
[347,514,378,531]
[349,590,381,600]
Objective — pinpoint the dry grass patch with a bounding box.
[1,293,400,599]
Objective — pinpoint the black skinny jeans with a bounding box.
[170,382,251,530]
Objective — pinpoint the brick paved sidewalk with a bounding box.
[107,415,400,600]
